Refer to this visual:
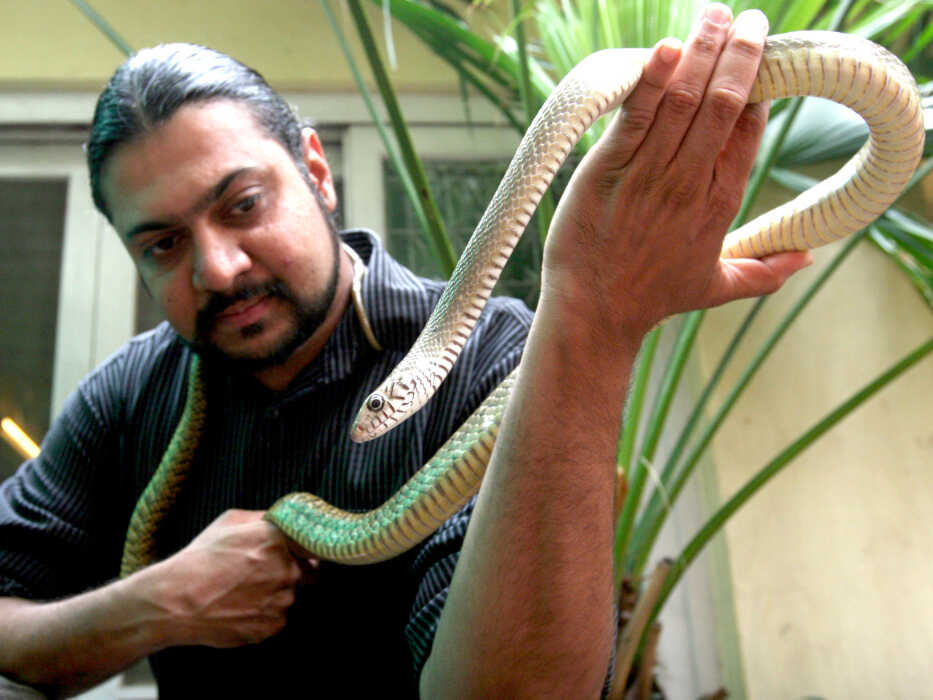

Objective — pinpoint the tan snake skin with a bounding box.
[351,31,924,443]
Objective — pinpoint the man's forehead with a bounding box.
[101,101,284,228]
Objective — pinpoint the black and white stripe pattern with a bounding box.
[0,229,532,695]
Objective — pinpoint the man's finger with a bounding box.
[598,38,682,165]
[643,3,734,166]
[712,99,770,209]
[679,9,768,172]
[708,251,814,306]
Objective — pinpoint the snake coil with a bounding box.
[122,32,924,575]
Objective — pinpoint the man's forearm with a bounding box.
[420,5,802,695]
[421,289,641,699]
[0,571,170,695]
[0,509,307,695]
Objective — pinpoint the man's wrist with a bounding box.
[537,275,654,363]
[120,556,195,650]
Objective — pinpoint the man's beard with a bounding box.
[188,232,340,373]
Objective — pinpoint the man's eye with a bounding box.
[232,194,260,215]
[142,234,178,260]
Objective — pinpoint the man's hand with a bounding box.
[0,509,317,694]
[149,509,313,648]
[544,4,811,340]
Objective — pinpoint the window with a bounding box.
[0,178,66,480]
[383,156,579,309]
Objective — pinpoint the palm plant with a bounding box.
[338,0,933,695]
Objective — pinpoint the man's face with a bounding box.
[102,100,341,371]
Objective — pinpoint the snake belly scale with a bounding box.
[121,32,924,575]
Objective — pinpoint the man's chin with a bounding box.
[190,323,308,373]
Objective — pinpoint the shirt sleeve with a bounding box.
[0,358,129,600]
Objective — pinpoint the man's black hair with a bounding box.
[87,43,312,221]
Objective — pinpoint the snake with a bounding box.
[120,31,924,575]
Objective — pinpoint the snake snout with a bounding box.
[350,377,423,442]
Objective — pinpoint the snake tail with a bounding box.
[120,356,207,577]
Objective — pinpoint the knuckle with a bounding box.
[733,102,768,137]
[244,621,281,644]
[729,33,765,61]
[664,83,705,117]
[708,183,744,222]
[218,508,252,525]
[706,85,748,126]
[620,104,657,134]
[662,163,704,207]
[625,165,666,199]
[665,180,701,209]
[579,150,625,202]
[276,587,296,608]
[691,31,722,58]
[283,560,303,586]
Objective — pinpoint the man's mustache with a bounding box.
[196,280,291,333]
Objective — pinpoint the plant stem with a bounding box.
[629,229,866,575]
[609,558,672,700]
[321,0,432,239]
[636,313,703,479]
[625,302,760,572]
[618,314,703,579]
[346,0,458,275]
[614,327,661,582]
[67,0,133,56]
[650,332,933,621]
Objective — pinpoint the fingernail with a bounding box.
[733,9,769,40]
[702,3,732,26]
[656,37,683,64]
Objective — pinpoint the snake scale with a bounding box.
[121,32,924,576]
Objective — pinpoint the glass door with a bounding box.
[0,139,136,478]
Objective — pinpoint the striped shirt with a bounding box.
[0,229,532,696]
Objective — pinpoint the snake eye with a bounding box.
[366,393,386,413]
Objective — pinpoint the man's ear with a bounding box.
[301,127,338,213]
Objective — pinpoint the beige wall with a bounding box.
[3,3,933,698]
[0,0,471,91]
[699,180,933,697]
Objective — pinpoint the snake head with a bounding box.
[350,374,421,443]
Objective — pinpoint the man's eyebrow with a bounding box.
[123,166,258,240]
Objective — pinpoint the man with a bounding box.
[0,4,810,697]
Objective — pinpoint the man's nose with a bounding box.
[191,226,251,292]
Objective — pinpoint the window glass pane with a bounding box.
[0,178,66,480]
[383,158,577,309]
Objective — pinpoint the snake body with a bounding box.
[351,31,925,442]
[121,32,924,575]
